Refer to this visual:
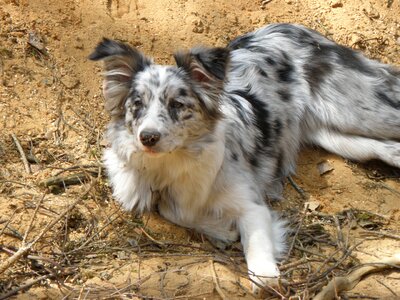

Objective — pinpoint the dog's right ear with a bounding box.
[89,38,152,117]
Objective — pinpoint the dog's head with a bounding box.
[89,38,230,155]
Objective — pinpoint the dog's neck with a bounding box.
[132,121,226,210]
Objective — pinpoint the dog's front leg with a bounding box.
[238,202,281,292]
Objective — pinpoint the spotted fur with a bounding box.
[90,23,400,291]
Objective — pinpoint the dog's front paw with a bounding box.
[381,142,400,168]
[248,261,280,294]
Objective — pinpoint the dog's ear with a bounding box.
[174,47,229,87]
[174,47,230,119]
[89,38,152,117]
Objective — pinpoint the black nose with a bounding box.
[139,131,161,147]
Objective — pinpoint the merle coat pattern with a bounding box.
[90,23,400,291]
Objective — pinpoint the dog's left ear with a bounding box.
[174,47,230,119]
[174,47,230,88]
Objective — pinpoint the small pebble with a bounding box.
[331,0,343,8]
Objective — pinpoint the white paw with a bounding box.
[248,261,280,294]
[380,142,400,168]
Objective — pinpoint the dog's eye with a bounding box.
[170,101,184,109]
[133,98,143,107]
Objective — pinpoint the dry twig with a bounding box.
[23,193,46,243]
[209,260,228,300]
[0,209,17,238]
[361,229,400,240]
[0,184,93,275]
[376,279,398,297]
[65,211,119,254]
[11,133,31,174]
[333,215,345,253]
[138,227,165,246]
[286,205,308,260]
[39,171,99,188]
[0,274,51,300]
[280,257,309,272]
[314,253,400,300]
[52,163,102,177]
[288,175,307,199]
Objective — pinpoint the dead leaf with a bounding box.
[28,31,45,52]
[305,200,321,212]
[317,160,334,175]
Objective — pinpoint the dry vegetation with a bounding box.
[1,0,400,299]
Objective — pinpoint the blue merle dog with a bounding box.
[90,23,400,291]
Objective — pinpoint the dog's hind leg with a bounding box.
[307,128,400,168]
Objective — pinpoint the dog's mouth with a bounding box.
[142,145,180,157]
[143,146,157,154]
[142,146,166,157]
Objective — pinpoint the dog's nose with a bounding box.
[139,131,161,147]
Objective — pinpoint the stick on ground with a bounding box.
[0,184,93,275]
[11,133,31,174]
[210,260,228,300]
[314,253,400,300]
[0,274,51,300]
[288,176,307,199]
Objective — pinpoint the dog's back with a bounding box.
[225,23,400,181]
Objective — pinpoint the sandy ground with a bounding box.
[1,0,400,299]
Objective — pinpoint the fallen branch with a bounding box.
[287,176,307,199]
[39,171,99,188]
[361,229,400,240]
[209,260,228,300]
[23,193,46,242]
[52,164,102,177]
[0,245,59,267]
[65,210,120,255]
[280,257,309,271]
[286,204,309,260]
[0,243,33,276]
[0,268,75,300]
[0,209,17,238]
[0,184,93,275]
[0,274,51,300]
[314,253,400,300]
[137,227,165,246]
[11,133,31,174]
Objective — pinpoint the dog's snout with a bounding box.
[139,131,161,147]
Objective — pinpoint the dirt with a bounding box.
[0,0,399,299]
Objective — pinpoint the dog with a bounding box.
[89,23,400,291]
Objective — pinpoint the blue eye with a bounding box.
[170,101,184,109]
[133,98,143,107]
